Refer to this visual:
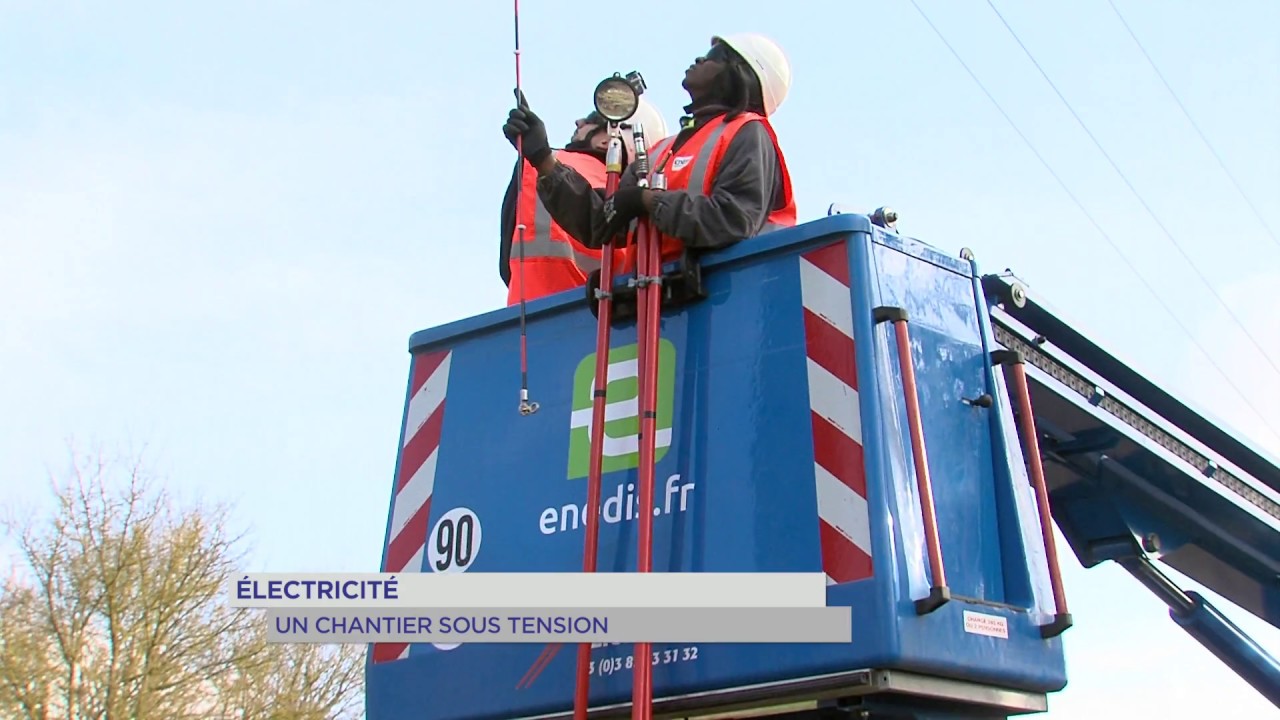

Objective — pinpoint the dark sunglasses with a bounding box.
[703,43,733,63]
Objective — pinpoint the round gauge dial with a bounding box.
[593,77,638,122]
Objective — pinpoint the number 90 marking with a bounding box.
[428,507,481,652]
[429,507,482,574]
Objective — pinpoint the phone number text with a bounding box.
[590,646,699,677]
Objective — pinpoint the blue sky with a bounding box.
[2,1,1278,717]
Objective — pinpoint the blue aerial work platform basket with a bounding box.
[365,213,1070,720]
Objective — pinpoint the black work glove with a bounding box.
[592,186,648,247]
[502,89,551,166]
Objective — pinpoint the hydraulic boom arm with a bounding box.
[982,273,1280,708]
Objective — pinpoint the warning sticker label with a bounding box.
[962,611,1009,639]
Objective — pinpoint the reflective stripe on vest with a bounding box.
[514,150,606,274]
[526,196,601,273]
[647,116,793,236]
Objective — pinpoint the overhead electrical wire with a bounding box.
[904,0,1280,445]
[981,0,1280,383]
[1105,0,1279,251]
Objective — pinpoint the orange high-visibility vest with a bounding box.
[626,113,795,272]
[507,150,615,306]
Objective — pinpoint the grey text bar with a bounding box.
[264,607,852,643]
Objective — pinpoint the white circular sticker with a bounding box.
[428,507,482,574]
[427,507,482,651]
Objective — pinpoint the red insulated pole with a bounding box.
[511,0,537,416]
[631,213,662,720]
[635,202,651,504]
[574,132,625,720]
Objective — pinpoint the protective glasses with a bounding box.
[703,43,733,63]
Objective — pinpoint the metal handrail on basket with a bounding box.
[873,306,951,614]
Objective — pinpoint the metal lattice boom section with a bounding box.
[991,321,1280,524]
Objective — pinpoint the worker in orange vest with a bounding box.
[500,94,668,306]
[505,34,794,272]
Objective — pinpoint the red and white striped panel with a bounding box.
[372,349,452,663]
[799,241,874,586]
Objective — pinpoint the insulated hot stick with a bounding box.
[575,71,647,720]
[572,121,621,720]
[511,0,538,416]
[628,121,659,720]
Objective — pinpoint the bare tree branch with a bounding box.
[0,446,366,719]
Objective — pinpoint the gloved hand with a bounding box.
[592,186,648,247]
[502,89,551,166]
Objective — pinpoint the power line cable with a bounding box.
[982,0,1280,384]
[1105,0,1280,250]
[904,0,1280,444]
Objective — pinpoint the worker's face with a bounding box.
[682,42,732,97]
[588,128,609,152]
[571,116,610,153]
[571,118,597,143]
[573,114,606,147]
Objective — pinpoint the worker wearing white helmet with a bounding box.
[509,33,795,273]
[499,91,667,306]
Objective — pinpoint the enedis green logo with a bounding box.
[567,339,676,480]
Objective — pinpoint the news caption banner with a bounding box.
[230,573,852,644]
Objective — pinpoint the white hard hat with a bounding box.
[713,33,792,116]
[620,95,668,160]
